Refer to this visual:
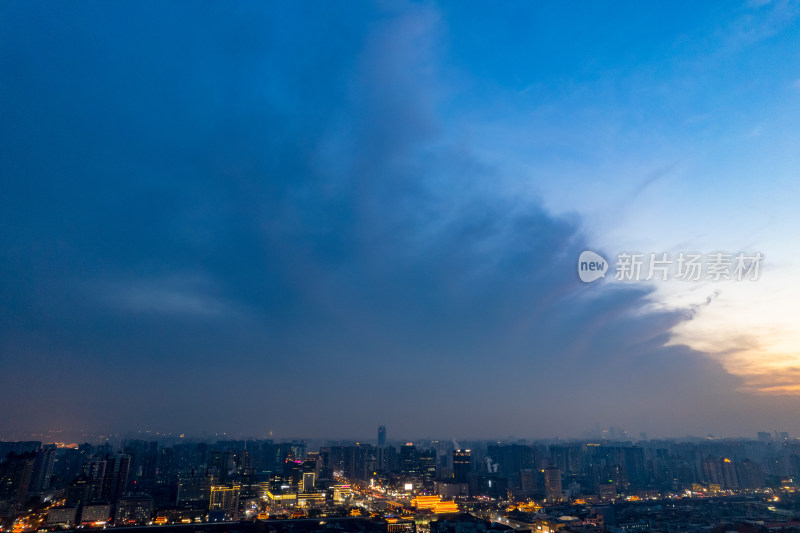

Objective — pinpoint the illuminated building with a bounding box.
[300,471,316,492]
[413,495,441,510]
[433,500,459,514]
[452,450,471,483]
[333,484,352,503]
[265,489,297,504]
[386,517,416,533]
[80,502,111,524]
[529,516,582,533]
[115,495,153,525]
[209,483,240,520]
[297,492,325,507]
[46,507,77,528]
[400,443,418,476]
[419,449,437,489]
[598,483,616,502]
[412,495,459,513]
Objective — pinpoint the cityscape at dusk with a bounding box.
[4,427,800,532]
[2,0,800,531]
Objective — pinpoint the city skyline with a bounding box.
[6,427,800,530]
[2,1,800,439]
[3,426,800,448]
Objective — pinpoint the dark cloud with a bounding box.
[0,1,791,440]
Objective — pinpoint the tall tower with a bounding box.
[452,449,471,482]
[378,426,387,448]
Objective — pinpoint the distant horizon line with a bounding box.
[0,429,794,446]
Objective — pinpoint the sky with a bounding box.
[1,1,800,442]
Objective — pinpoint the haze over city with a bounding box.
[2,1,800,441]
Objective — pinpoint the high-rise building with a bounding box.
[487,444,533,475]
[378,426,387,448]
[29,446,56,494]
[720,458,739,490]
[544,467,562,502]
[400,443,418,476]
[377,445,397,472]
[65,476,92,505]
[301,472,316,492]
[55,447,88,483]
[83,457,107,501]
[142,441,159,480]
[452,450,471,483]
[209,484,240,520]
[178,470,212,503]
[419,450,437,489]
[550,445,577,474]
[701,456,722,485]
[519,469,537,495]
[122,440,157,486]
[342,445,375,481]
[621,446,646,485]
[0,451,35,510]
[737,459,765,489]
[101,454,130,503]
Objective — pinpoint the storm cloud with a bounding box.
[1,1,792,440]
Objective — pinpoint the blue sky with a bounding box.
[1,1,799,440]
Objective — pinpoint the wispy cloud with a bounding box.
[92,276,236,318]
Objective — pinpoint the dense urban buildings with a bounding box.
[3,428,800,532]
